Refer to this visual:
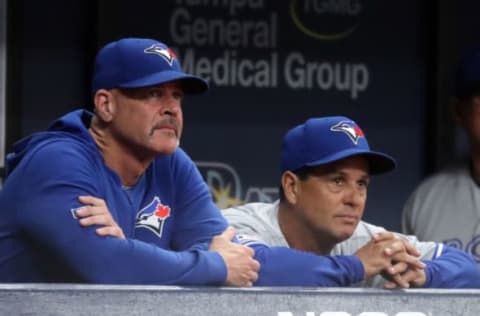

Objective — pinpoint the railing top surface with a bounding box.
[0,283,479,296]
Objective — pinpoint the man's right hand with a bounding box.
[209,226,260,287]
[75,195,125,239]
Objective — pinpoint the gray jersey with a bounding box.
[223,201,438,288]
[402,165,480,263]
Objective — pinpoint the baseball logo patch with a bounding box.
[136,196,171,238]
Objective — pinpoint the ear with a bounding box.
[281,171,300,204]
[93,89,115,122]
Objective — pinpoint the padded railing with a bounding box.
[0,284,479,315]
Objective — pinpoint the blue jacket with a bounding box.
[0,110,228,284]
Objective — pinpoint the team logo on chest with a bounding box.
[136,196,171,238]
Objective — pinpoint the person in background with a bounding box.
[0,37,259,286]
[402,47,480,265]
[222,116,480,288]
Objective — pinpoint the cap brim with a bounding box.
[305,148,396,175]
[118,70,209,94]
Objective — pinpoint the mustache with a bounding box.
[151,117,179,133]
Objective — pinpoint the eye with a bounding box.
[333,177,344,186]
[324,175,344,193]
[357,179,369,189]
[173,90,184,101]
[147,89,161,98]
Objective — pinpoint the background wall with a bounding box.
[2,0,478,231]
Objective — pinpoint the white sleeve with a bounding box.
[222,207,270,246]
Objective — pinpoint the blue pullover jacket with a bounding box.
[0,110,227,284]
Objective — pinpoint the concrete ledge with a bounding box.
[0,284,479,315]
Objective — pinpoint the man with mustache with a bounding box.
[0,37,259,286]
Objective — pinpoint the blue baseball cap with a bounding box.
[91,38,208,94]
[280,116,396,174]
[454,46,480,98]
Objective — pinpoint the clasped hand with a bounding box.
[355,231,426,289]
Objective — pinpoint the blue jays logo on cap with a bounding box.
[136,197,171,238]
[330,120,365,145]
[144,44,176,66]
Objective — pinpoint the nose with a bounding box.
[342,183,365,209]
[161,96,181,117]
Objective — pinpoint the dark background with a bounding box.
[3,0,478,231]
